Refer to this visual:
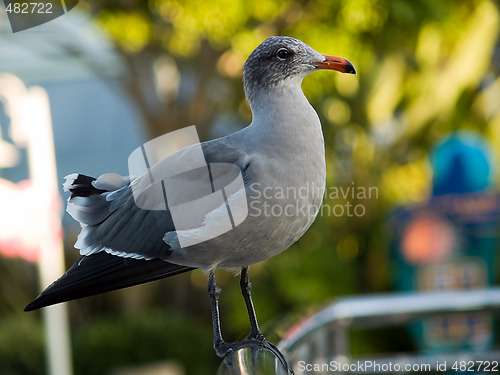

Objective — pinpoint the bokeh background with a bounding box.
[0,0,499,374]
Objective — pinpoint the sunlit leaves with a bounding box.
[367,55,405,126]
[151,0,267,56]
[340,0,388,33]
[380,157,432,205]
[97,11,152,53]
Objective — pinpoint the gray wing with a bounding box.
[66,136,250,261]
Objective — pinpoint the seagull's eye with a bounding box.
[276,48,291,60]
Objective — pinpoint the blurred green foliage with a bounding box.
[72,309,216,375]
[0,315,44,375]
[2,0,500,374]
[0,308,216,375]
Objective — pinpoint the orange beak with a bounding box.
[313,55,356,74]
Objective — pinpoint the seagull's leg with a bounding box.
[208,270,226,356]
[240,266,264,340]
[239,267,294,374]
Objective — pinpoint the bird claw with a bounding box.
[216,338,294,374]
[257,339,294,375]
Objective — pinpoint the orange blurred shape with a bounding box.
[401,214,456,265]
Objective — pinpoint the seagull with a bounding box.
[25,36,355,373]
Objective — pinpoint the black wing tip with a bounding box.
[24,286,83,311]
[24,300,43,312]
[24,287,86,311]
[24,253,196,312]
[24,302,36,312]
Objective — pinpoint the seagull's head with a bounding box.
[243,36,356,101]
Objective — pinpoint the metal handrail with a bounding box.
[279,287,500,352]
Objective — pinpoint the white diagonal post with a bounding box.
[0,74,73,375]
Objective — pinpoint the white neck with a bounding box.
[234,79,326,196]
[245,79,324,152]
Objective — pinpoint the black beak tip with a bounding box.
[345,60,357,75]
